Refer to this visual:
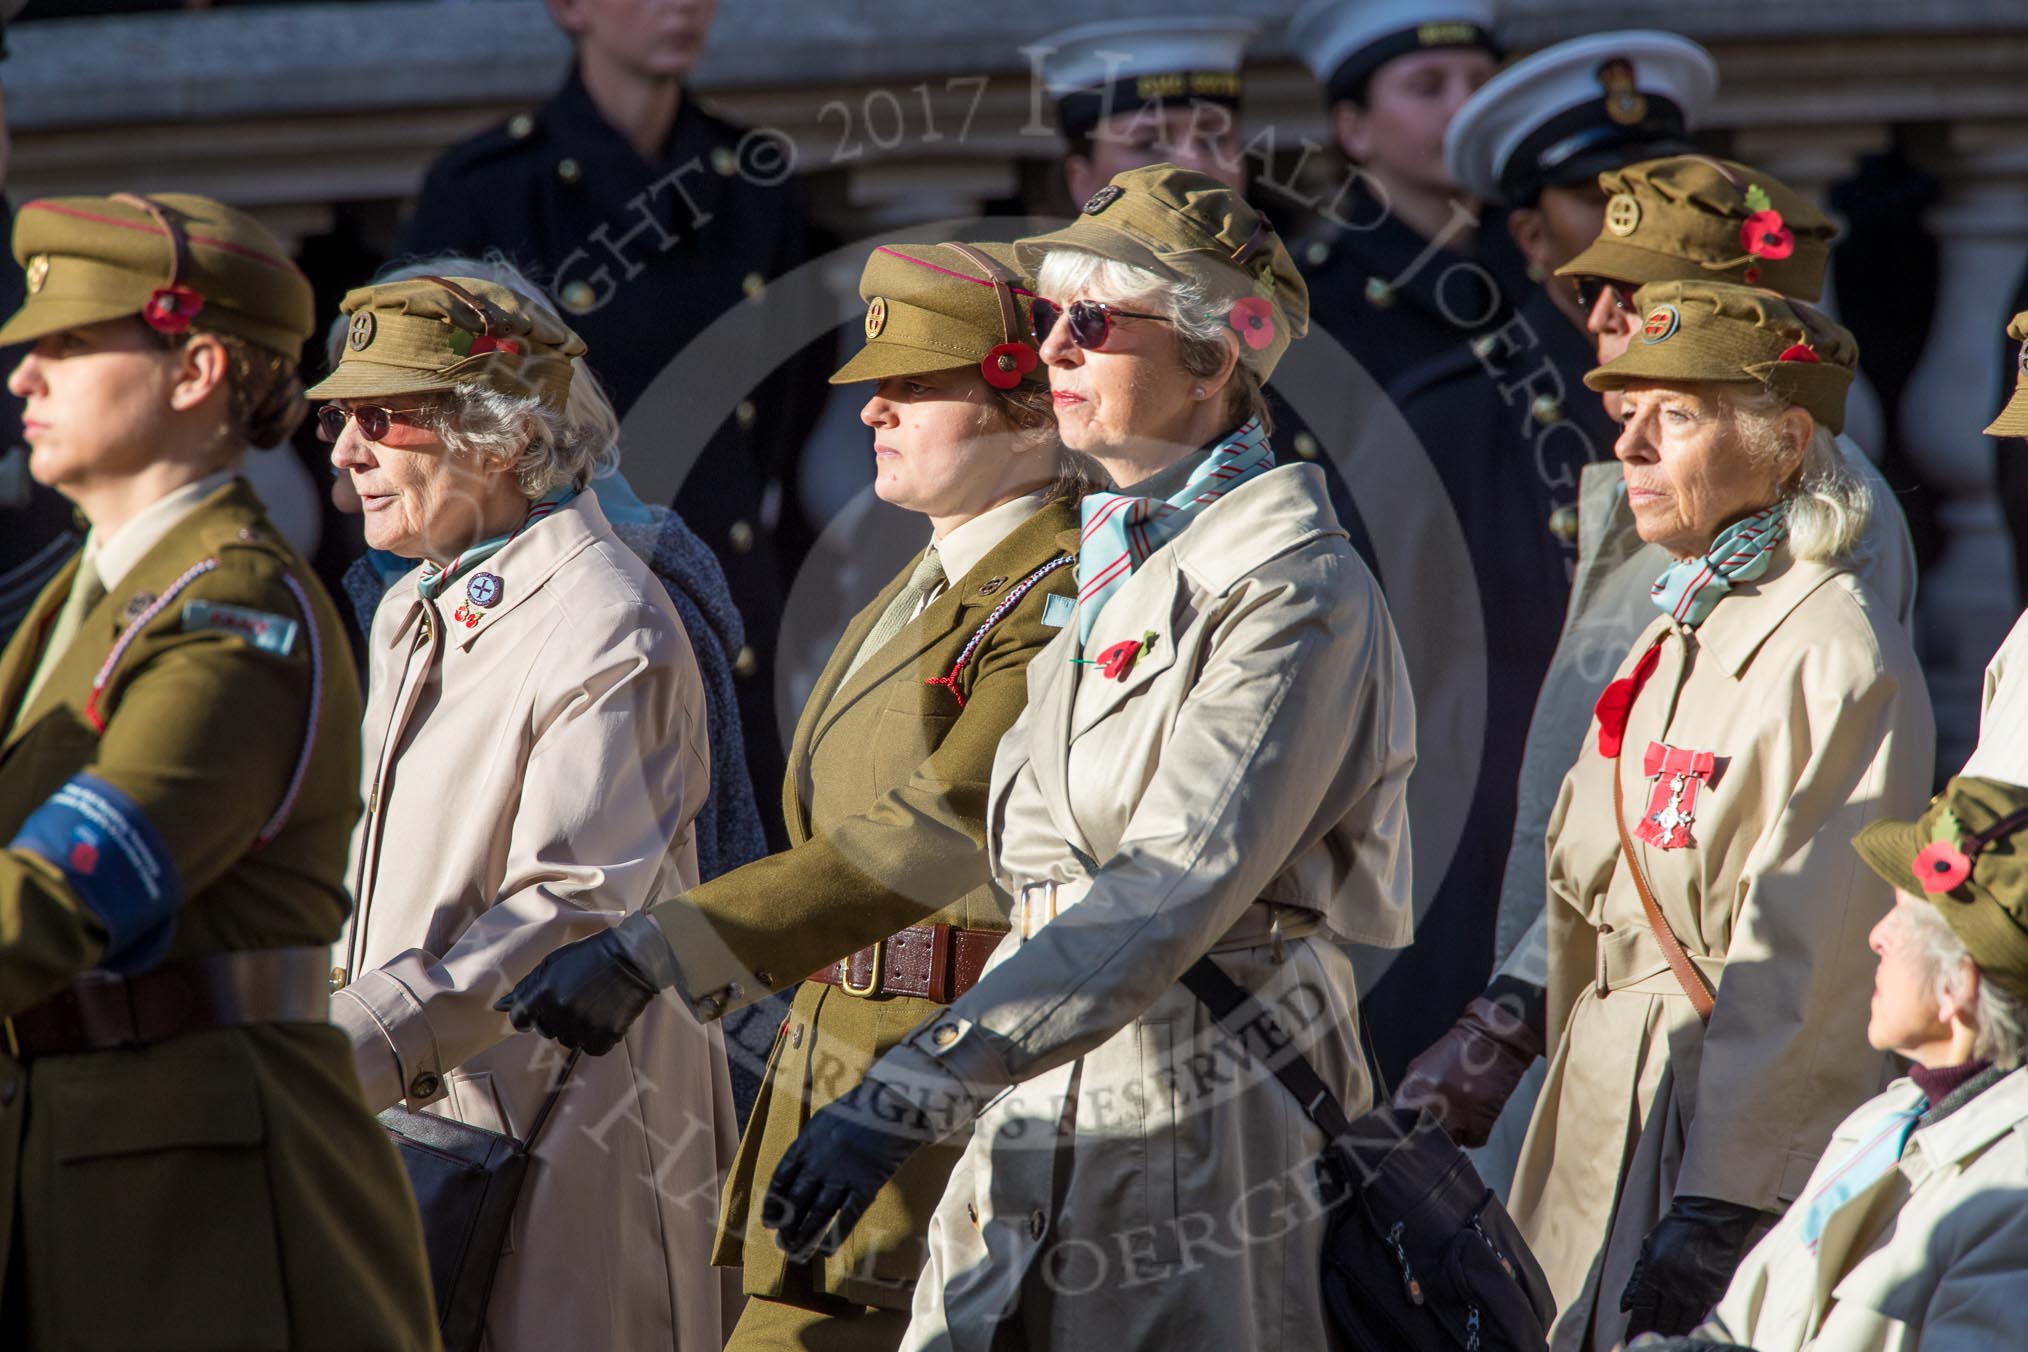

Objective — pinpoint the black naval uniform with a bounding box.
[1360,284,1619,1084]
[396,70,826,849]
[1299,182,1527,391]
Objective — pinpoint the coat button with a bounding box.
[742,271,766,299]
[328,965,348,992]
[1363,276,1395,308]
[1530,393,1563,426]
[733,645,757,677]
[508,112,535,140]
[712,146,738,176]
[1304,240,1329,267]
[557,157,582,184]
[559,280,598,314]
[932,1023,959,1048]
[729,520,755,554]
[408,1072,440,1099]
[1470,332,1501,362]
[1548,505,1580,544]
[1029,1208,1046,1239]
[791,1023,804,1050]
[734,399,757,430]
[1293,432,1320,461]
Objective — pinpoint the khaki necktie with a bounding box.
[17,552,105,721]
[841,548,945,683]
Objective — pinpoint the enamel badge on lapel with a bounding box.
[1636,741,1716,849]
[467,572,503,608]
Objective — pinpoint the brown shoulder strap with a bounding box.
[1613,740,1717,1022]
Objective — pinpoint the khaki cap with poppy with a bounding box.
[1584,280,1858,434]
[306,276,586,412]
[830,241,1046,390]
[1014,164,1310,380]
[0,192,313,355]
[1985,311,2028,437]
[1557,157,1837,301]
[1854,776,2028,1003]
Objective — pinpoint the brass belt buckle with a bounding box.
[841,941,884,997]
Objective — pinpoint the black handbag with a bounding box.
[1182,957,1555,1351]
[379,1049,579,1352]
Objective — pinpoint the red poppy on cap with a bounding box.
[1913,840,1974,895]
[142,284,205,335]
[1777,344,1820,364]
[469,335,522,357]
[981,342,1037,391]
[1741,211,1795,261]
[1229,297,1276,351]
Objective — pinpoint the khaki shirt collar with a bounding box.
[930,490,1047,591]
[90,469,237,592]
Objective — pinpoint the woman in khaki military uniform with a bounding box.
[501,240,1092,1350]
[0,193,436,1348]
[757,167,1419,1352]
[313,275,736,1352]
[1505,281,1934,1351]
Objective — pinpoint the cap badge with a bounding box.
[466,572,503,608]
[1596,58,1647,126]
[347,310,377,351]
[1604,194,1642,237]
[864,296,888,340]
[1641,304,1681,344]
[1082,185,1125,215]
[24,255,47,295]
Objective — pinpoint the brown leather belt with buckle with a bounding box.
[5,947,333,1059]
[807,923,1004,1004]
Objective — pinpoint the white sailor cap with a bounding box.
[1444,30,1717,207]
[1286,0,1501,106]
[1035,17,1259,142]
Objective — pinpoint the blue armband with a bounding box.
[9,772,182,973]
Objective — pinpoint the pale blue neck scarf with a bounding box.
[416,483,578,601]
[1649,501,1788,629]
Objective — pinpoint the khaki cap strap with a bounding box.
[1228,217,1273,268]
[939,242,1021,348]
[410,274,498,336]
[109,192,190,291]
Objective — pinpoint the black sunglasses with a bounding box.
[316,403,430,443]
[1573,276,1640,316]
[1030,297,1174,351]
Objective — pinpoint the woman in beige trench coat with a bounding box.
[760,166,1418,1352]
[1506,280,1934,1351]
[313,275,738,1351]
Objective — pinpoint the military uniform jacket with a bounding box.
[1357,285,1621,1080]
[880,464,1418,1352]
[651,499,1080,1311]
[1507,546,1935,1352]
[1701,1068,2028,1352]
[333,490,738,1352]
[0,480,435,1350]
[397,68,828,822]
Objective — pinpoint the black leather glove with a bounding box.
[764,1076,939,1263]
[1392,976,1546,1148]
[495,921,662,1055]
[1620,1195,1770,1339]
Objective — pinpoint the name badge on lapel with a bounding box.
[1636,741,1716,850]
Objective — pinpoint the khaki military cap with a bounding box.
[1584,280,1858,434]
[1557,157,1837,300]
[307,275,586,412]
[1985,311,2028,437]
[1855,777,2028,1003]
[1015,164,1310,380]
[0,192,312,355]
[830,241,1047,389]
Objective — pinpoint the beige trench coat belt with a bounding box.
[1013,880,1324,956]
[1593,922,1726,1001]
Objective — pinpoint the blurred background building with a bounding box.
[8,0,2028,769]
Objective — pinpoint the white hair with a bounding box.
[1728,386,1874,565]
[1034,248,1271,433]
[328,251,622,498]
[1900,900,2028,1069]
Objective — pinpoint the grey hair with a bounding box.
[1902,900,2028,1069]
[327,250,622,498]
[1728,386,1873,565]
[1034,249,1272,435]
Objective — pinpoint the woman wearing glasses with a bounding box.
[315,275,738,1351]
[500,239,1093,1351]
[753,166,1419,1352]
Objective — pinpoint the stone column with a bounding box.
[1898,119,2028,770]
